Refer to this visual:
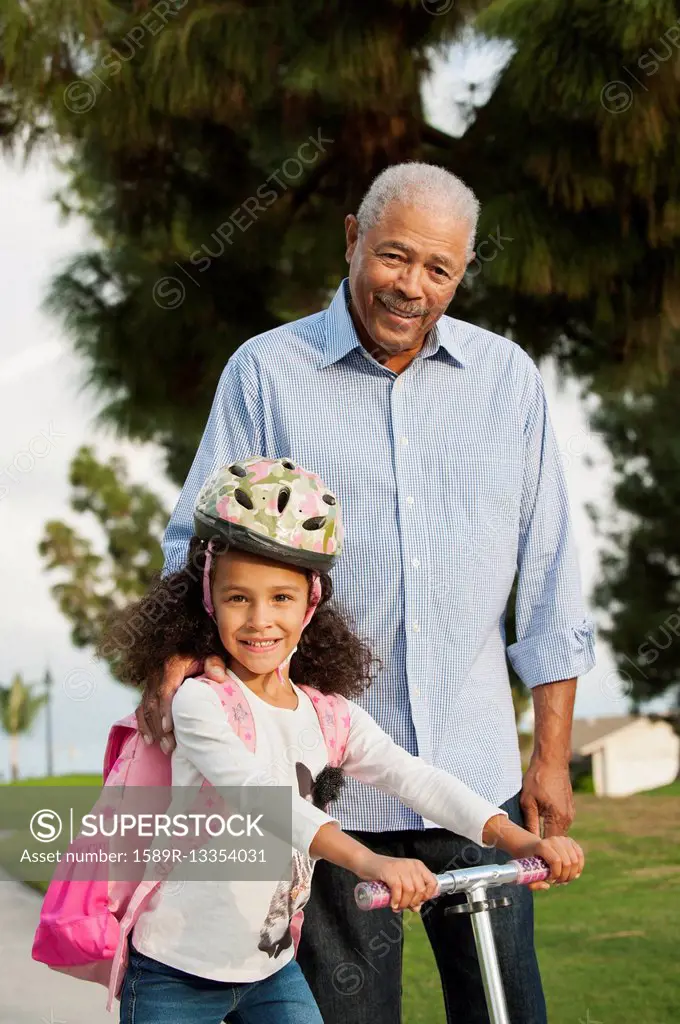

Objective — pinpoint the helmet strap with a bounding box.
[202,540,216,618]
[302,572,322,629]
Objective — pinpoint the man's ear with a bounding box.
[345,214,359,264]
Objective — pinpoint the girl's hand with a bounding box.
[483,815,585,892]
[357,853,440,912]
[527,835,584,891]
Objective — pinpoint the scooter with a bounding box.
[355,856,549,1024]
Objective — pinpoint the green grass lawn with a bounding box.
[403,790,680,1024]
[3,773,101,786]
[643,778,680,797]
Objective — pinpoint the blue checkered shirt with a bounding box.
[163,279,595,831]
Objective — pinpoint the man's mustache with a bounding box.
[375,292,429,317]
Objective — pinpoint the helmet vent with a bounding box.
[234,488,254,510]
[229,463,248,478]
[277,487,291,513]
[302,516,327,531]
[322,493,336,505]
[281,459,295,470]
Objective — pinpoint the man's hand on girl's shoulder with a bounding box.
[136,654,211,751]
[203,654,229,683]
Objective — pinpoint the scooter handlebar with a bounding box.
[354,856,550,911]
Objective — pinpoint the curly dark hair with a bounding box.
[99,536,377,702]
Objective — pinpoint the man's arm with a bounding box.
[523,678,576,836]
[507,363,595,836]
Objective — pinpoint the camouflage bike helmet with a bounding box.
[194,456,343,572]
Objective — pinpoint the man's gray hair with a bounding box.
[356,162,480,255]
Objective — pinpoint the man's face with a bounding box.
[345,201,473,362]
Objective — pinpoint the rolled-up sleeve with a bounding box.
[162,350,265,575]
[507,364,596,687]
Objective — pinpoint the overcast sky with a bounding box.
[0,44,647,780]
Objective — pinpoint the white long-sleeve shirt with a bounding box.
[132,675,506,982]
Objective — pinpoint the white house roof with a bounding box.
[571,715,638,755]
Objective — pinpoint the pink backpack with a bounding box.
[32,676,350,1012]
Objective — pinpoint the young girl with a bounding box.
[104,456,584,1024]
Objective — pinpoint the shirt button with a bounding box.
[412,622,420,632]
[406,495,415,506]
[400,436,409,447]
[411,558,420,568]
[413,686,421,697]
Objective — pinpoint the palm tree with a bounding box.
[0,673,48,782]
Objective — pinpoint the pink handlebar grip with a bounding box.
[354,880,392,911]
[512,856,550,885]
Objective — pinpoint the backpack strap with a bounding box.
[103,713,140,781]
[298,687,351,767]
[197,674,257,754]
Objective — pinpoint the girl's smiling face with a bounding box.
[211,550,311,683]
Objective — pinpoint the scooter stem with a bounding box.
[466,885,511,1024]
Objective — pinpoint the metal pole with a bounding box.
[467,886,511,1024]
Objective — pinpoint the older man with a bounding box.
[151,162,595,1023]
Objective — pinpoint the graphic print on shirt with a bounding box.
[257,762,318,958]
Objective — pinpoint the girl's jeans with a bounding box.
[120,942,323,1024]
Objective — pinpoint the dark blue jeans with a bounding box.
[120,942,323,1024]
[297,792,547,1024]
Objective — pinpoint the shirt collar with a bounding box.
[319,279,362,369]
[426,318,468,368]
[320,278,468,370]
